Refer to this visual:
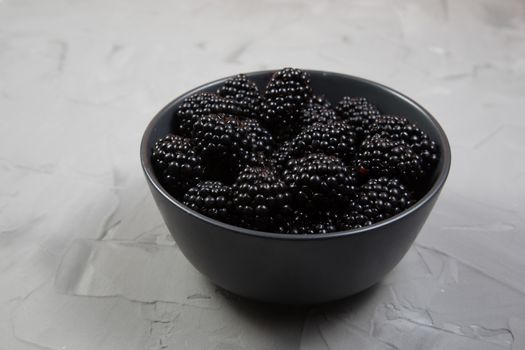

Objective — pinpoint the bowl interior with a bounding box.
[141,70,451,237]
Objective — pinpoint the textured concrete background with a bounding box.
[1,0,525,349]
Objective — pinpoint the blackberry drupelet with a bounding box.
[261,68,313,138]
[357,134,424,181]
[283,153,357,210]
[277,210,338,234]
[217,74,262,119]
[151,134,205,195]
[191,114,251,180]
[300,96,338,127]
[338,177,413,229]
[289,121,358,162]
[239,118,274,156]
[232,166,292,230]
[173,92,253,137]
[183,181,232,222]
[369,115,438,172]
[335,96,380,140]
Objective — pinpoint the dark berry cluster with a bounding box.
[151,134,204,195]
[232,166,292,230]
[217,74,262,119]
[357,134,424,180]
[261,68,313,139]
[335,96,380,140]
[173,92,253,137]
[300,96,338,127]
[152,68,439,233]
[183,181,232,221]
[276,210,338,235]
[283,153,357,210]
[369,115,438,171]
[338,177,413,229]
[289,121,358,162]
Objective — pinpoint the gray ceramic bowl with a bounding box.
[140,70,451,304]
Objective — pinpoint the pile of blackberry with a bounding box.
[152,68,439,234]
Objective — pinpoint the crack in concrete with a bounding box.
[415,243,525,297]
[474,125,505,149]
[224,41,251,63]
[52,40,68,73]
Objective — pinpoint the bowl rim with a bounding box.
[140,69,451,241]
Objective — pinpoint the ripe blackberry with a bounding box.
[239,118,274,156]
[335,96,380,140]
[173,93,252,137]
[232,166,292,230]
[261,68,313,138]
[300,96,338,127]
[289,121,358,162]
[369,115,438,172]
[217,74,262,119]
[191,114,251,180]
[271,141,293,172]
[357,134,424,181]
[183,181,232,222]
[338,177,414,229]
[151,134,205,195]
[277,210,338,234]
[283,153,357,210]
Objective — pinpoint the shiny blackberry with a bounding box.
[357,134,424,181]
[191,114,251,180]
[300,96,338,127]
[173,93,252,137]
[232,166,292,230]
[283,153,357,210]
[289,121,358,162]
[369,115,439,172]
[335,96,380,140]
[261,68,313,137]
[338,177,414,229]
[151,134,204,195]
[217,74,262,119]
[271,141,293,172]
[277,210,338,234]
[239,118,274,156]
[183,181,232,222]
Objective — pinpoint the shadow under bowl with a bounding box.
[140,70,451,304]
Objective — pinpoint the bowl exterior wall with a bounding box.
[147,179,441,304]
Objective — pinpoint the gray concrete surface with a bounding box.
[1,0,525,348]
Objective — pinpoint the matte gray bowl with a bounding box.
[140,70,451,304]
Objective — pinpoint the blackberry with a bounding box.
[239,118,274,156]
[191,114,251,180]
[289,121,358,162]
[151,134,205,195]
[369,115,438,172]
[357,134,424,181]
[232,166,292,230]
[277,210,338,234]
[217,74,262,119]
[271,141,293,172]
[261,68,313,138]
[338,177,414,229]
[173,93,252,137]
[152,134,189,171]
[183,181,232,222]
[283,153,357,210]
[335,96,380,140]
[300,96,338,127]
